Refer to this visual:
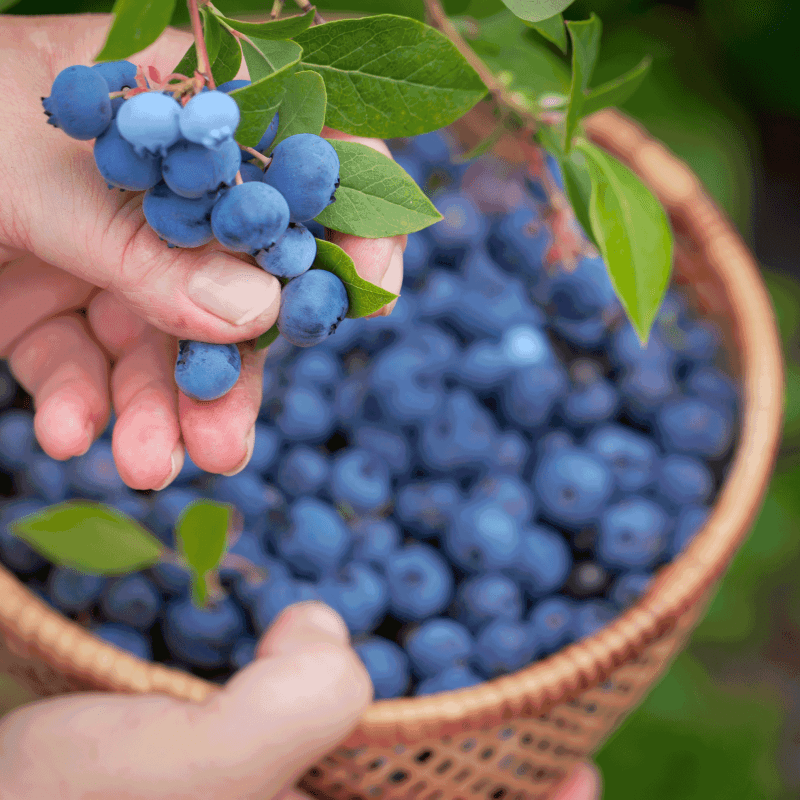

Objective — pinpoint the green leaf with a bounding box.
[315,140,443,238]
[564,14,603,149]
[295,15,487,138]
[0,0,23,12]
[254,323,280,351]
[211,26,243,87]
[559,149,600,249]
[95,0,178,61]
[581,56,652,118]
[175,500,231,578]
[524,13,568,53]
[214,8,314,40]
[453,126,504,164]
[272,71,326,148]
[311,239,398,319]
[9,502,163,575]
[499,0,578,23]
[172,8,224,80]
[575,138,673,343]
[233,40,301,148]
[243,38,304,81]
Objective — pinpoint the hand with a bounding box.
[0,602,601,800]
[0,15,404,490]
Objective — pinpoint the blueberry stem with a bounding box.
[270,0,285,19]
[239,146,272,167]
[187,0,216,90]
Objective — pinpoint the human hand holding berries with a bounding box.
[0,15,404,490]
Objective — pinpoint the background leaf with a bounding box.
[499,0,578,23]
[211,25,243,86]
[213,8,314,40]
[95,0,177,61]
[175,500,231,578]
[295,15,487,138]
[525,13,568,52]
[315,139,443,237]
[172,8,223,79]
[558,148,600,249]
[564,14,603,149]
[582,55,652,117]
[576,138,673,342]
[10,502,163,575]
[272,70,326,148]
[311,239,398,319]
[254,323,280,351]
[241,38,302,81]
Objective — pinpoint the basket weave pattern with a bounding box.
[0,108,784,800]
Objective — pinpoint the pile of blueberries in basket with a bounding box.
[0,131,739,698]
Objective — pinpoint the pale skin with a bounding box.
[0,14,601,799]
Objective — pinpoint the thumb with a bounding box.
[0,603,373,800]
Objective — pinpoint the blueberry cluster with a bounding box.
[42,64,348,401]
[0,131,738,697]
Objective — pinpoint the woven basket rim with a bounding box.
[0,107,784,748]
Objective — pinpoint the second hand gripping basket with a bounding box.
[0,107,785,800]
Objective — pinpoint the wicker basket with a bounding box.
[0,108,784,800]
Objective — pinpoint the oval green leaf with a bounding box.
[295,15,487,138]
[500,0,578,23]
[564,14,603,150]
[9,501,163,575]
[558,148,599,249]
[315,139,443,238]
[176,500,231,578]
[312,239,398,319]
[211,26,244,87]
[524,13,568,53]
[272,70,327,148]
[214,8,314,40]
[581,56,652,118]
[95,0,178,61]
[575,138,673,343]
[254,322,280,351]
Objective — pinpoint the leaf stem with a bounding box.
[294,0,325,25]
[240,146,272,167]
[187,0,216,89]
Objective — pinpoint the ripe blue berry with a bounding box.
[248,577,321,634]
[609,572,653,610]
[584,424,658,494]
[179,90,240,149]
[161,138,240,198]
[415,665,483,696]
[394,480,461,540]
[470,475,536,524]
[262,133,340,222]
[330,448,391,514]
[211,470,275,522]
[529,596,576,655]
[275,384,336,443]
[596,497,669,571]
[513,525,572,598]
[99,574,161,631]
[22,454,69,503]
[669,504,710,558]
[142,182,217,248]
[351,517,401,570]
[444,499,520,574]
[277,269,349,347]
[656,396,734,459]
[354,637,411,699]
[147,486,202,545]
[116,92,182,157]
[385,544,454,622]
[47,567,106,615]
[473,619,538,678]
[656,453,714,508]
[574,600,617,640]
[0,410,36,470]
[455,573,524,631]
[211,182,290,254]
[230,636,258,671]
[240,162,265,182]
[174,340,241,402]
[42,65,112,140]
[93,623,153,660]
[255,223,317,278]
[69,439,127,499]
[92,60,137,115]
[405,618,474,678]
[0,499,49,575]
[276,445,331,497]
[318,561,389,635]
[94,117,163,191]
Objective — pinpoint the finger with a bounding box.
[0,253,95,358]
[8,313,110,460]
[256,601,351,660]
[177,339,267,476]
[321,128,406,316]
[553,762,603,800]
[87,291,184,491]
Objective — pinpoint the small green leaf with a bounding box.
[175,500,231,578]
[0,0,23,12]
[95,0,178,61]
[272,71,326,148]
[214,8,314,40]
[500,0,577,23]
[233,40,301,148]
[564,14,602,150]
[315,140,443,238]
[10,502,163,575]
[581,56,652,118]
[211,26,243,86]
[576,138,673,343]
[295,15,487,138]
[525,13,568,53]
[254,323,280,351]
[200,8,223,66]
[559,149,600,249]
[312,239,398,319]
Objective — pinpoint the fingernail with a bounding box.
[154,442,185,491]
[553,763,602,800]
[221,424,255,477]
[380,243,404,316]
[188,259,280,326]
[280,601,351,647]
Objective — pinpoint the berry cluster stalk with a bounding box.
[188,0,216,89]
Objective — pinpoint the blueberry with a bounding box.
[275,384,336,443]
[147,487,202,546]
[619,363,679,424]
[100,574,161,631]
[94,117,163,191]
[669,504,710,558]
[546,255,618,320]
[487,204,549,278]
[405,131,452,169]
[93,623,153,661]
[175,340,241,402]
[275,497,352,580]
[211,181,290,254]
[656,397,734,459]
[428,192,489,268]
[211,469,275,522]
[561,360,619,432]
[394,480,462,540]
[69,439,127,499]
[46,567,106,615]
[455,573,524,632]
[249,423,281,474]
[608,572,653,610]
[528,596,576,655]
[350,517,401,570]
[278,270,349,347]
[276,445,331,497]
[385,544,454,622]
[470,475,536,524]
[233,554,292,612]
[0,410,36,470]
[109,489,151,523]
[656,454,714,509]
[42,65,112,140]
[444,499,521,574]
[533,447,614,531]
[161,138,241,198]
[574,600,617,640]
[148,560,192,598]
[331,448,392,514]
[116,92,182,156]
[256,223,317,279]
[354,426,411,476]
[685,365,738,409]
[91,60,137,115]
[610,322,676,372]
[239,162,265,182]
[21,455,69,503]
[596,497,669,571]
[179,90,240,149]
[286,348,341,388]
[318,562,389,635]
[248,577,321,634]
[262,133,340,222]
[162,596,246,669]
[584,424,658,494]
[142,182,217,248]
[354,636,411,699]
[0,362,17,409]
[472,619,538,678]
[503,362,568,430]
[405,618,474,678]
[513,525,572,598]
[230,636,258,671]
[415,665,483,696]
